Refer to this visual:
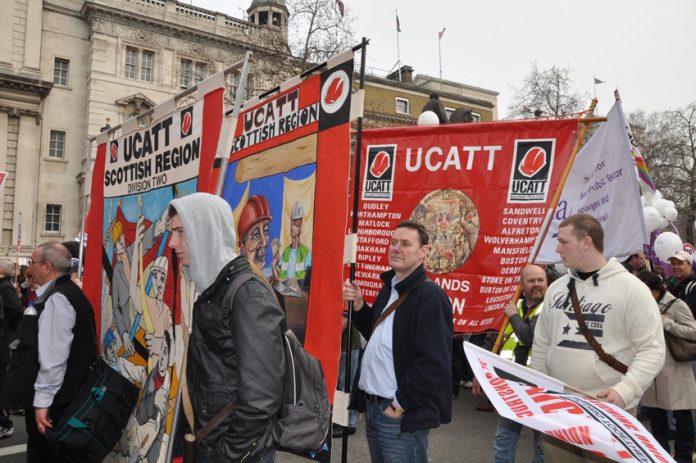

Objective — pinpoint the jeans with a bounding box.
[493,416,543,463]
[365,399,429,463]
[647,408,694,463]
[337,349,360,428]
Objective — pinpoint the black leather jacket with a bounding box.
[188,256,285,462]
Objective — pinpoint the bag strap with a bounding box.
[659,298,679,315]
[568,279,628,375]
[370,280,425,335]
[193,271,255,442]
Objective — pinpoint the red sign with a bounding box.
[355,120,578,333]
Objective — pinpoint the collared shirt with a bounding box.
[359,275,400,400]
[34,280,76,408]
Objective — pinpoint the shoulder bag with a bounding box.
[660,298,696,362]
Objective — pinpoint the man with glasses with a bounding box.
[26,242,97,462]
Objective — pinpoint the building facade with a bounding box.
[360,65,498,129]
[0,0,295,256]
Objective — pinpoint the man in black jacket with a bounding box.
[668,250,696,318]
[168,193,285,462]
[343,220,453,463]
[0,260,22,438]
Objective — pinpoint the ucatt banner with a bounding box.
[464,342,675,463]
[83,81,224,462]
[356,120,577,333]
[219,50,355,416]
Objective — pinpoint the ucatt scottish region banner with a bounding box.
[219,50,355,416]
[355,120,577,333]
[464,342,675,463]
[536,101,648,263]
[82,80,224,462]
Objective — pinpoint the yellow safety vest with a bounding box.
[500,300,543,365]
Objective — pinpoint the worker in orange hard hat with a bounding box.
[237,195,272,269]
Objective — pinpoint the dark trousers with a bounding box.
[25,404,66,463]
[647,407,694,463]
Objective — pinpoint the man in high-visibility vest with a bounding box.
[474,264,547,462]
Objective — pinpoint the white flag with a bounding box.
[536,101,648,263]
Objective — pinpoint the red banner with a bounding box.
[355,120,578,333]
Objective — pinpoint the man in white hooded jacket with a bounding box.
[531,213,664,462]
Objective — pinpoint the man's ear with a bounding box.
[420,244,430,260]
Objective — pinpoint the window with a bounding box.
[194,62,206,84]
[125,47,155,81]
[395,97,410,115]
[471,112,481,122]
[53,58,70,86]
[180,59,192,88]
[49,130,66,159]
[125,47,138,79]
[141,50,154,82]
[445,107,455,121]
[45,204,62,233]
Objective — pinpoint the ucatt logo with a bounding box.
[362,145,396,201]
[110,141,119,163]
[507,139,555,203]
[180,107,194,138]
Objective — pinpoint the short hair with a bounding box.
[396,220,429,246]
[559,213,604,253]
[37,242,71,273]
[637,270,665,299]
[0,259,14,276]
[163,329,172,358]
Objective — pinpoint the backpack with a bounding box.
[223,271,331,454]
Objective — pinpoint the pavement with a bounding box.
[0,389,538,462]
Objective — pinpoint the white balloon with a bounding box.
[554,263,567,274]
[417,111,440,126]
[654,190,663,202]
[654,198,669,216]
[654,232,683,262]
[657,216,669,230]
[643,206,662,232]
[640,196,647,207]
[664,206,678,222]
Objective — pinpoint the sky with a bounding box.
[192,0,696,118]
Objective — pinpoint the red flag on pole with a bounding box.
[439,27,446,39]
[336,0,345,17]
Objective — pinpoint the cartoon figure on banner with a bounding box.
[275,201,312,290]
[237,195,272,273]
[410,188,480,274]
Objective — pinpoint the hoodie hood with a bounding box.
[169,193,237,291]
[568,257,627,287]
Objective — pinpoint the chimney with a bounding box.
[386,65,414,83]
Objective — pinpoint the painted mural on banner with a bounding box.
[82,85,224,462]
[356,120,578,333]
[219,51,355,415]
[464,342,675,463]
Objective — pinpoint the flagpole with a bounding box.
[438,32,442,80]
[492,99,600,355]
[396,9,401,82]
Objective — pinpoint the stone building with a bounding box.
[0,0,295,256]
[0,0,497,257]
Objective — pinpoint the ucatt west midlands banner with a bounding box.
[464,342,675,463]
[536,101,648,263]
[355,120,577,333]
[218,50,355,412]
[82,79,224,463]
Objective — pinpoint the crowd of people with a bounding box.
[1,201,696,463]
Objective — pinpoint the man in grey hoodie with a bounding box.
[168,193,285,462]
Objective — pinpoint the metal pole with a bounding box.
[395,10,401,82]
[215,50,252,196]
[341,36,368,463]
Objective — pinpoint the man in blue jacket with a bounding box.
[343,220,453,463]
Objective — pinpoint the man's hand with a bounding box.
[343,280,364,311]
[504,302,518,318]
[122,333,136,357]
[35,407,52,434]
[596,388,625,408]
[472,377,485,398]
